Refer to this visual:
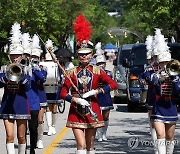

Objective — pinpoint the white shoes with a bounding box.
[52,126,56,135]
[98,137,103,142]
[102,134,108,141]
[37,139,43,149]
[47,126,53,136]
[46,112,57,136]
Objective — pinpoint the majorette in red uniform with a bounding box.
[60,14,117,154]
[61,63,117,128]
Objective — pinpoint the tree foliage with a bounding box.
[121,0,180,42]
[0,0,116,47]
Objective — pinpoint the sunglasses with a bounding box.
[78,53,91,56]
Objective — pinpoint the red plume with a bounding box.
[73,14,93,45]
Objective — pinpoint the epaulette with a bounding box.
[0,65,7,73]
[66,67,77,76]
[93,65,100,74]
[145,65,153,72]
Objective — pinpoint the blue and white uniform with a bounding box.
[36,65,48,107]
[151,73,179,123]
[143,62,158,110]
[97,70,114,110]
[0,65,31,120]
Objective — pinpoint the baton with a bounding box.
[37,33,98,121]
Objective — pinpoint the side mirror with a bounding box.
[113,58,117,66]
[122,58,130,68]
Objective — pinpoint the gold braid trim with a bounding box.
[66,121,105,129]
[66,67,77,76]
[92,65,100,74]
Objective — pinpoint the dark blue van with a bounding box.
[123,43,147,112]
[123,43,180,112]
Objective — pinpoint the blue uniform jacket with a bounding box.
[26,66,47,111]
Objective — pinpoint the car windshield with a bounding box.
[169,45,180,61]
[131,46,147,65]
[118,49,131,65]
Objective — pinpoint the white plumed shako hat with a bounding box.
[158,51,171,62]
[45,39,56,61]
[31,34,42,57]
[145,35,153,59]
[152,28,169,56]
[95,42,104,56]
[22,33,32,55]
[9,22,23,55]
[96,55,106,64]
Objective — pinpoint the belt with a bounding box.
[156,95,173,101]
[5,89,24,93]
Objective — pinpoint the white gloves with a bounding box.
[76,98,90,106]
[82,89,99,98]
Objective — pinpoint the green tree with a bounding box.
[122,0,180,42]
[0,0,118,64]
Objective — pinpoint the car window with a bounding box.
[118,49,132,65]
[169,45,180,61]
[131,46,147,65]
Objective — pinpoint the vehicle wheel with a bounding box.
[127,100,135,112]
[113,96,120,104]
[58,100,65,114]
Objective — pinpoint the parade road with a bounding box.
[0,102,179,154]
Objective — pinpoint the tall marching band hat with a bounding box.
[158,51,171,62]
[73,14,93,54]
[95,42,104,56]
[22,33,32,55]
[31,34,43,58]
[145,35,153,59]
[45,39,56,61]
[96,55,106,64]
[9,22,24,55]
[152,28,169,56]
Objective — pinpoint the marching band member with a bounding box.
[36,56,48,149]
[151,51,179,154]
[28,34,47,151]
[96,54,114,142]
[41,39,60,136]
[150,32,179,154]
[22,33,40,154]
[143,35,159,154]
[60,14,118,154]
[0,22,31,154]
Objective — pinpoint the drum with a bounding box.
[40,61,59,93]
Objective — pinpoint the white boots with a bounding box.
[76,149,95,154]
[46,112,57,136]
[37,123,44,149]
[87,150,95,154]
[76,149,86,154]
[6,143,15,154]
[97,120,109,142]
[97,128,103,142]
[150,127,158,154]
[157,138,166,154]
[52,113,57,134]
[18,144,26,154]
[102,120,109,141]
[166,140,175,154]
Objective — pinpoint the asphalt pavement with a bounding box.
[0,102,180,154]
[0,61,180,154]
